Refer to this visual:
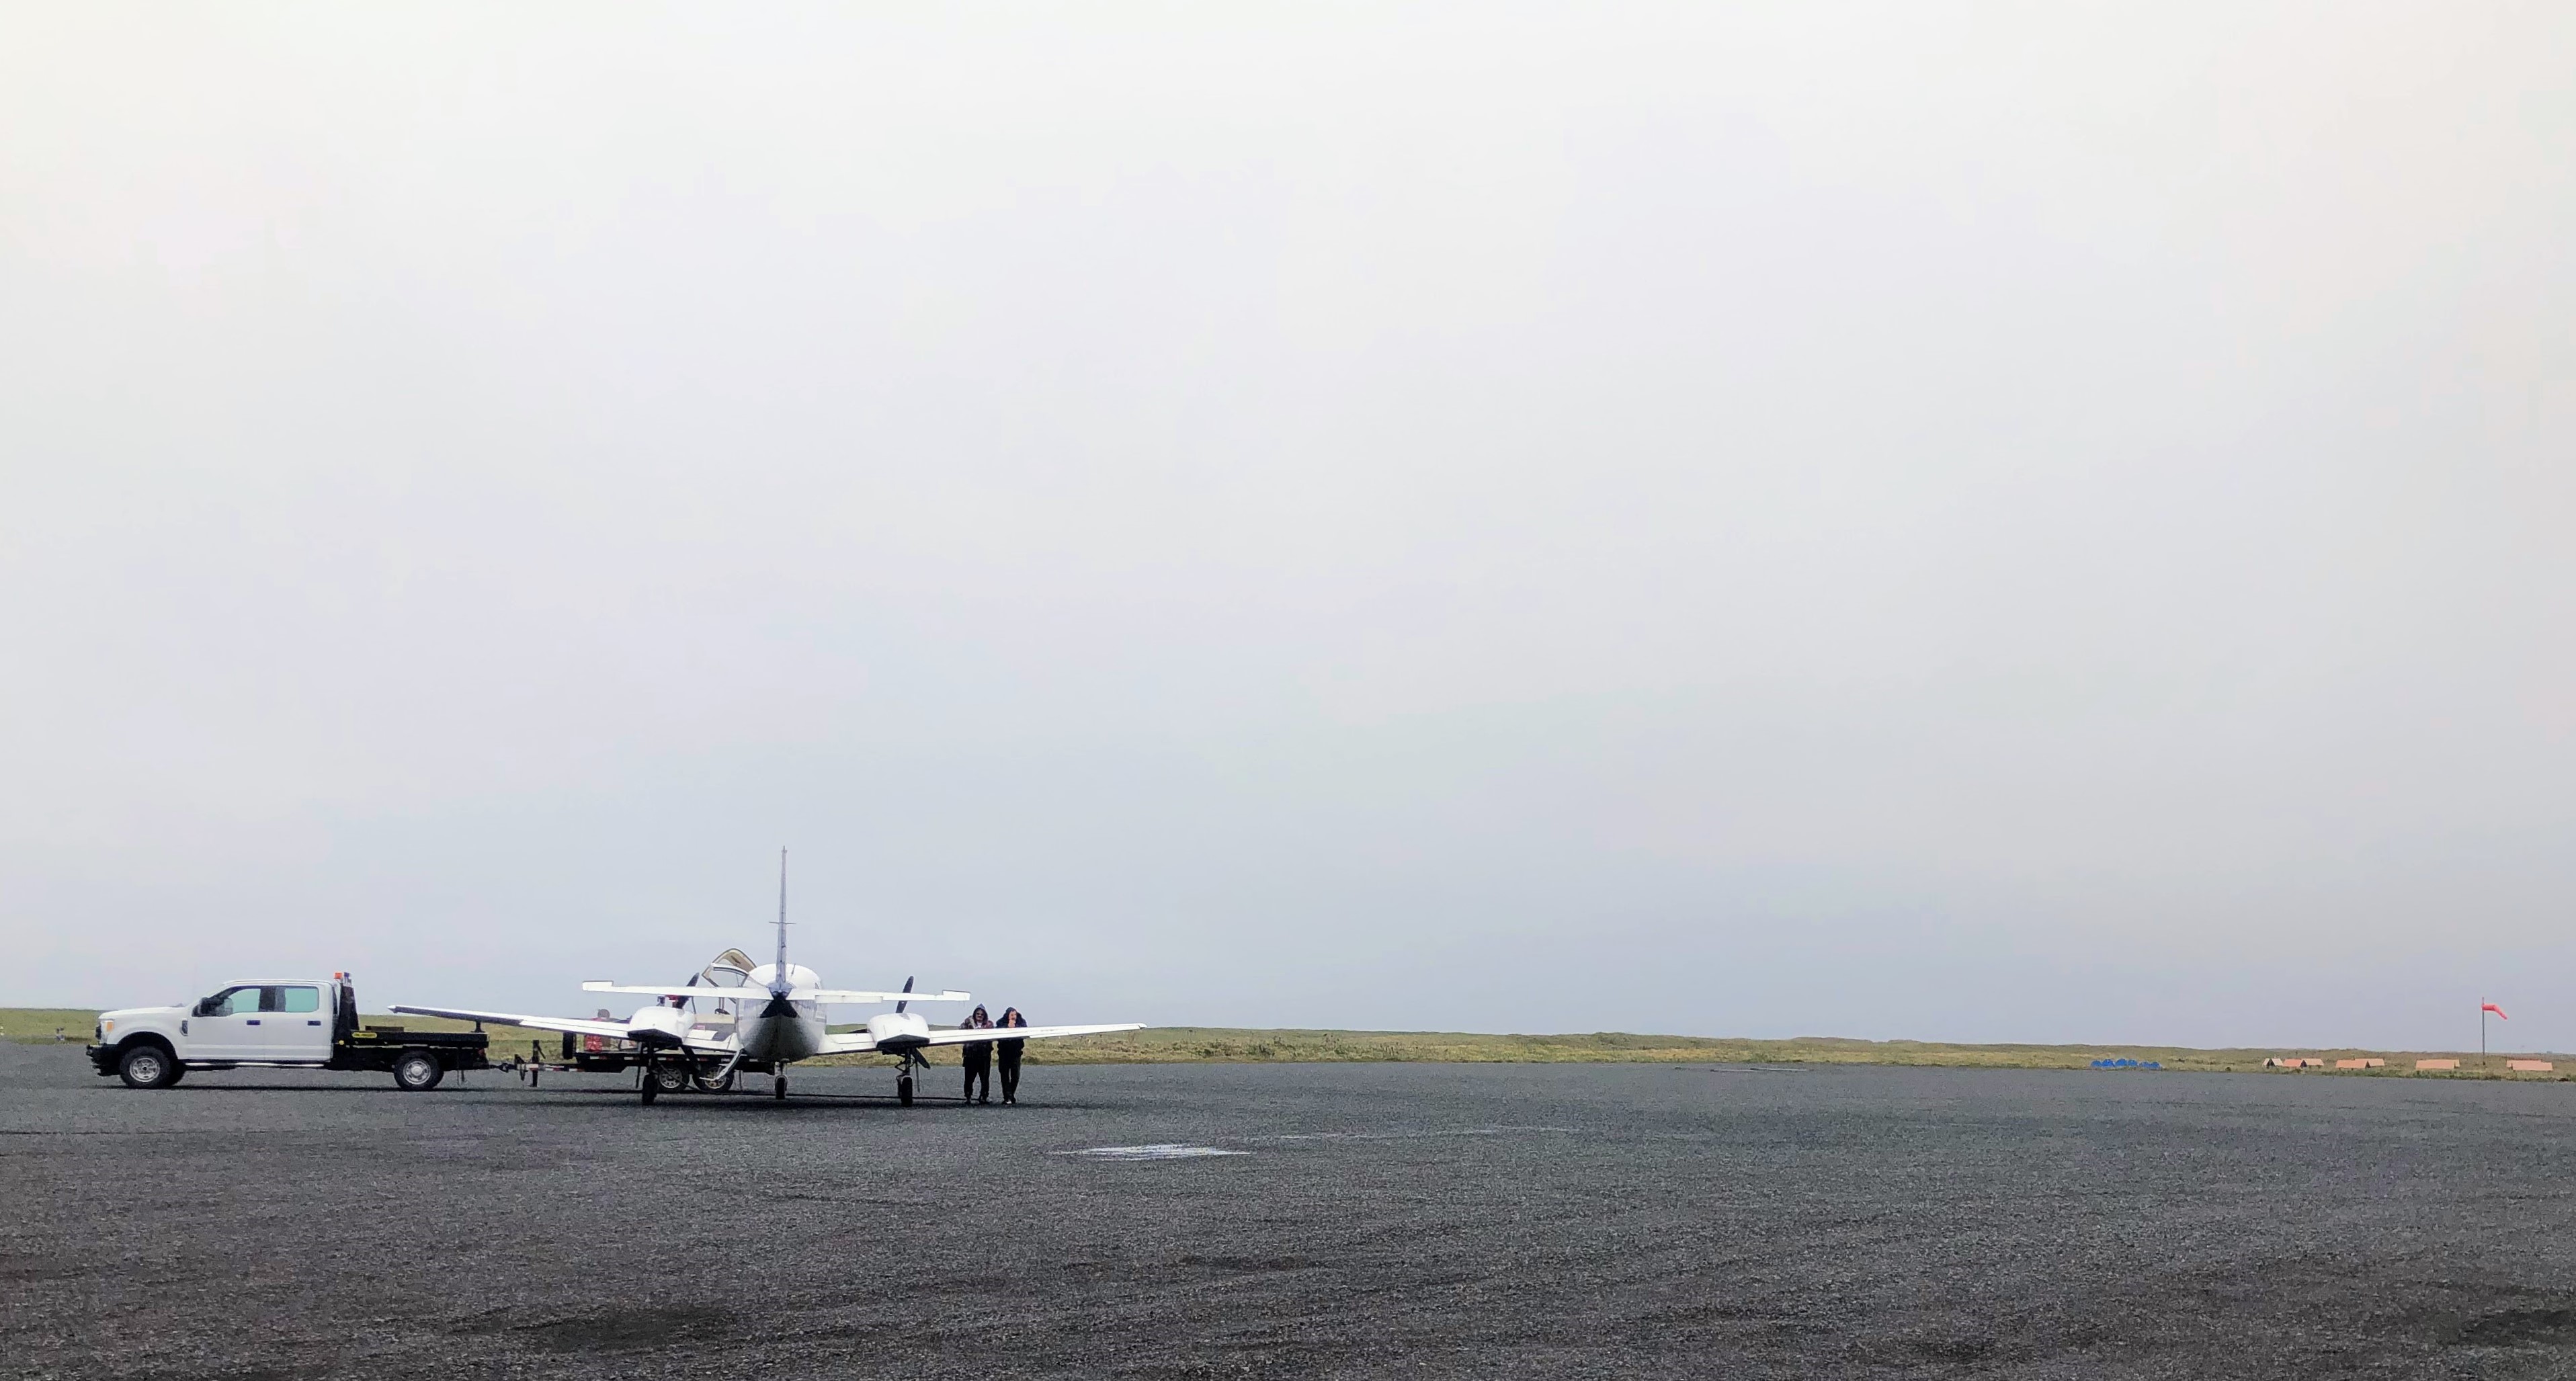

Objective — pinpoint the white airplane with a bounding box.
[394,854,1142,1105]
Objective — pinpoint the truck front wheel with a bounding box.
[118,1044,178,1090]
[392,1051,445,1092]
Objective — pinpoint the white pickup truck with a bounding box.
[87,974,491,1091]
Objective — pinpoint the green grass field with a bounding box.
[1,1010,101,1044]
[11,1007,2562,1078]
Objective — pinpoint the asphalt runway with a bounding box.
[8,1045,2576,1379]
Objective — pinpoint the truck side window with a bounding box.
[212,987,261,1015]
[277,987,321,1013]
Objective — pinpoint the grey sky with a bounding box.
[5,4,2572,1049]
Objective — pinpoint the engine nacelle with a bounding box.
[626,1005,692,1049]
[866,1010,931,1050]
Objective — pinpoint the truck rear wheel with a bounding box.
[651,1062,691,1095]
[118,1044,177,1090]
[392,1050,445,1091]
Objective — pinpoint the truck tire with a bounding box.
[392,1050,445,1091]
[692,1069,734,1093]
[118,1044,178,1090]
[651,1062,692,1095]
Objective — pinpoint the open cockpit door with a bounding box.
[679,948,760,1045]
[702,949,757,986]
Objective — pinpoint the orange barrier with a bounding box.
[2333,1058,2384,1069]
[2507,1060,2555,1073]
[2415,1059,2459,1071]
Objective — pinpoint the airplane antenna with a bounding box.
[773,847,790,996]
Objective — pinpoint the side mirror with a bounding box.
[193,997,217,1017]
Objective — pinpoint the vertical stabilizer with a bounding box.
[773,847,791,996]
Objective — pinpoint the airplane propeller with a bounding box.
[896,976,915,1015]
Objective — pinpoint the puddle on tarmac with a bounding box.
[1061,1143,1249,1161]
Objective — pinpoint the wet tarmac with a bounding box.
[7,1042,2576,1378]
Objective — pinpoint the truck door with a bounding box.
[192,986,266,1060]
[255,985,331,1062]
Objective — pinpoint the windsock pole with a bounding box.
[2480,1001,2510,1056]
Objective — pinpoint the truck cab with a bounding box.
[171,981,339,1062]
[89,974,487,1091]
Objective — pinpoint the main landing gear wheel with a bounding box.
[897,1073,914,1106]
[392,1050,445,1092]
[692,1069,735,1093]
[118,1045,177,1090]
[773,1075,788,1101]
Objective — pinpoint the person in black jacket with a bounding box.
[995,1007,1029,1105]
[960,1005,995,1103]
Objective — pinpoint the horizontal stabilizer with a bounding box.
[580,982,968,1006]
[581,982,737,999]
[804,989,972,1005]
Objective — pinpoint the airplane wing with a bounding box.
[389,1004,738,1054]
[922,1023,1144,1045]
[579,982,971,1006]
[815,1022,1145,1055]
[391,1005,633,1040]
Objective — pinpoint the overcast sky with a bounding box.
[5,4,2572,1050]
